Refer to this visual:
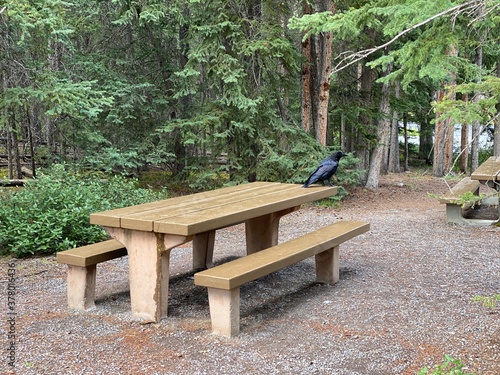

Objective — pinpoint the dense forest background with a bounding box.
[1,0,500,189]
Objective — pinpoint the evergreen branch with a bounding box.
[331,0,483,75]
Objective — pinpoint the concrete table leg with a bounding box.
[105,227,192,322]
[245,206,299,254]
[192,230,216,269]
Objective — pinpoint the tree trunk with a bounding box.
[459,122,468,174]
[419,116,433,165]
[314,0,334,146]
[340,113,348,152]
[388,81,401,173]
[301,1,312,134]
[433,47,457,177]
[171,4,190,176]
[357,63,376,171]
[495,62,500,157]
[403,113,409,171]
[433,88,455,176]
[458,92,469,173]
[9,115,22,180]
[471,36,484,172]
[365,64,392,189]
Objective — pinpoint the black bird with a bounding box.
[302,151,346,188]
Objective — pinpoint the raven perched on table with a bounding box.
[302,151,346,188]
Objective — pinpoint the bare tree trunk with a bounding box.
[365,64,392,188]
[458,92,469,173]
[470,4,485,173]
[340,113,348,151]
[6,123,13,179]
[495,62,500,157]
[171,4,191,176]
[357,63,376,171]
[433,47,457,177]
[27,107,37,178]
[314,1,334,146]
[303,0,334,145]
[388,81,401,173]
[403,113,409,171]
[459,122,468,173]
[433,88,455,176]
[471,123,480,172]
[301,1,312,134]
[9,115,22,179]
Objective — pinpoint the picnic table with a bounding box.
[89,181,337,322]
[470,156,500,190]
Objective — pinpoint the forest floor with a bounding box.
[1,171,499,375]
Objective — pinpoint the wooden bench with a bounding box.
[439,177,481,224]
[56,240,127,310]
[194,220,370,337]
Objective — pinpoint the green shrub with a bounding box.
[418,355,474,375]
[0,164,167,257]
[472,294,500,309]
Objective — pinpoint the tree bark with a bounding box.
[388,81,401,173]
[433,46,457,177]
[365,64,392,189]
[301,1,312,134]
[459,122,468,173]
[357,63,376,171]
[403,113,409,171]
[471,29,484,172]
[495,62,500,157]
[314,0,334,146]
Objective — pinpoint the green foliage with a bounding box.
[472,294,500,309]
[0,164,167,257]
[433,76,500,127]
[3,0,500,187]
[418,355,474,375]
[455,191,487,209]
[428,189,487,208]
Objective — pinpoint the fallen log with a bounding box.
[0,179,27,187]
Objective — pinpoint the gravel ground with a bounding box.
[1,173,499,375]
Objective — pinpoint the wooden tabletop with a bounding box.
[470,156,500,182]
[90,182,337,236]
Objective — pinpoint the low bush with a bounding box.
[418,355,474,375]
[0,164,167,257]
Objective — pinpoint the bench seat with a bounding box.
[194,220,370,337]
[439,177,481,224]
[56,239,127,310]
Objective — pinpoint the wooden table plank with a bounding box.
[471,156,500,182]
[154,185,337,235]
[119,183,288,231]
[89,181,278,228]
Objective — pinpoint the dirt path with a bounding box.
[1,172,499,374]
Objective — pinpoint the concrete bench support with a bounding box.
[439,177,481,224]
[195,220,370,337]
[56,239,127,310]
